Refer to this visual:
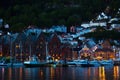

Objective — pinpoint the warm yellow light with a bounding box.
[55,59,58,61]
[99,67,106,80]
[96,56,102,60]
[0,52,2,56]
[114,66,119,80]
[16,45,20,48]
[58,57,60,59]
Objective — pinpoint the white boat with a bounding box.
[0,63,9,66]
[0,62,24,67]
[0,58,9,66]
[99,60,114,66]
[78,60,94,67]
[75,60,88,66]
[67,60,76,66]
[67,60,86,66]
[24,55,47,67]
[12,63,24,67]
[67,59,94,67]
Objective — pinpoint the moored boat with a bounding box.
[67,59,95,67]
[24,55,47,67]
[79,60,94,67]
[0,58,9,66]
[67,60,76,66]
[99,60,114,66]
[0,63,9,66]
[89,60,101,67]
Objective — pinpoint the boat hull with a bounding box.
[80,64,94,67]
[99,60,114,66]
[0,64,8,66]
[24,63,46,67]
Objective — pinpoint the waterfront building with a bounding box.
[94,39,115,60]
[13,32,27,61]
[35,32,47,60]
[24,30,40,61]
[48,33,62,61]
[79,45,93,60]
[94,48,115,60]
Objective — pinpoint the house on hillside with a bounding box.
[108,18,120,30]
[81,20,106,28]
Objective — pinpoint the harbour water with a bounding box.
[0,66,120,80]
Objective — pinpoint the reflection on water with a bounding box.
[0,66,120,80]
[99,67,106,80]
[114,66,120,80]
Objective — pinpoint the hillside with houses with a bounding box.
[0,6,120,61]
[0,7,120,62]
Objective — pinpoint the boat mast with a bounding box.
[30,44,31,57]
[45,42,48,62]
[8,32,13,66]
[20,41,22,61]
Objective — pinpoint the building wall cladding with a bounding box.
[1,32,74,61]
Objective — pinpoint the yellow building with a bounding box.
[94,48,115,60]
[79,45,93,60]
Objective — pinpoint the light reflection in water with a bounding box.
[8,68,12,80]
[114,66,120,80]
[20,68,23,80]
[2,68,4,80]
[99,67,106,80]
[0,66,120,80]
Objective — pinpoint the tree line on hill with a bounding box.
[83,27,120,41]
[0,0,120,32]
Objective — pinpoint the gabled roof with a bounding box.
[25,28,42,43]
[80,45,92,53]
[24,28,41,37]
[2,33,18,44]
[14,32,27,43]
[48,33,62,43]
[26,32,38,43]
[36,32,53,43]
[85,39,96,48]
[96,12,111,20]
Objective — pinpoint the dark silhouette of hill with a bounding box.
[0,0,120,31]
